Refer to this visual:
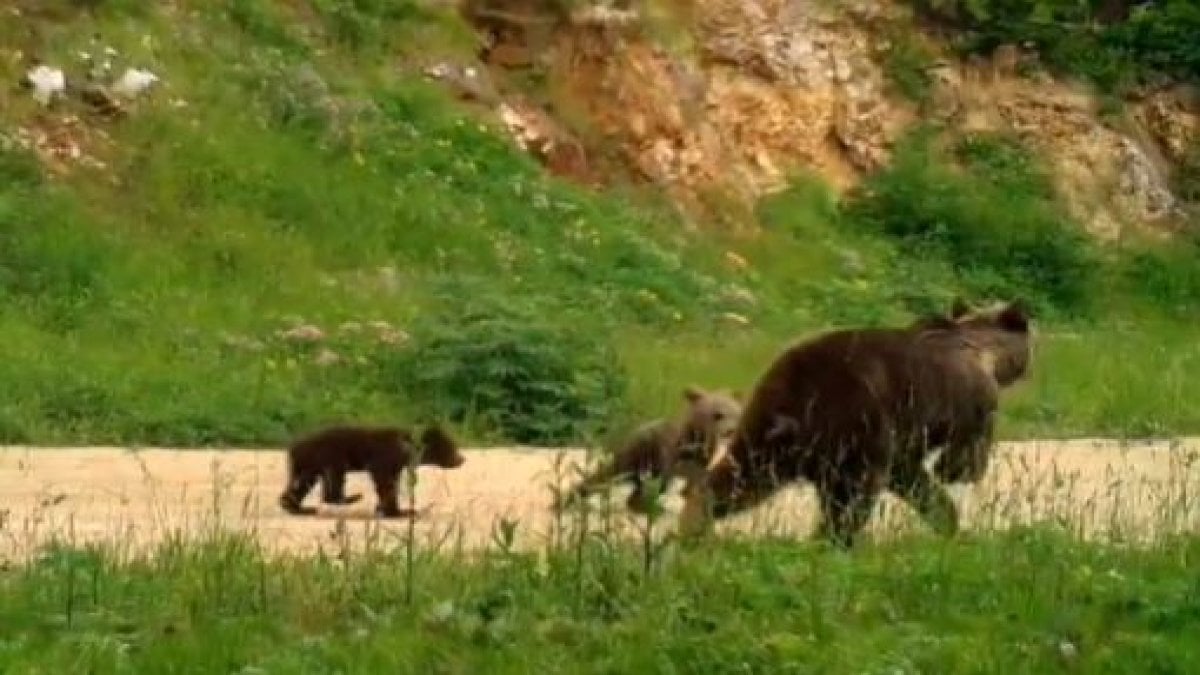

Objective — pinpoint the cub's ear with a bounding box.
[998,299,1031,332]
[950,296,971,320]
[683,385,705,403]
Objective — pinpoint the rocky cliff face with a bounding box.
[452,0,1197,239]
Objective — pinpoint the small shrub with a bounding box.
[907,0,1200,92]
[882,28,936,104]
[756,172,840,236]
[1174,142,1200,205]
[0,144,43,188]
[843,128,1096,314]
[309,0,429,51]
[384,282,629,445]
[220,0,306,52]
[1120,243,1200,313]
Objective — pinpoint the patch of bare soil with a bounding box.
[0,439,1198,563]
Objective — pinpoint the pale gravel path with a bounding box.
[1,438,1198,561]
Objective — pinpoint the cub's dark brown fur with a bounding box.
[681,299,1032,548]
[279,423,465,518]
[561,386,742,514]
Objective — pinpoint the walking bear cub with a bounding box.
[680,298,1032,547]
[560,386,742,514]
[279,423,466,518]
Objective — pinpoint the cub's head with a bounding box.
[934,297,1033,387]
[681,385,743,444]
[418,424,466,469]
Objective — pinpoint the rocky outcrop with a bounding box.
[461,0,1197,238]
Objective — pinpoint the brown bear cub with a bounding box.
[680,298,1033,548]
[560,386,742,514]
[279,423,466,518]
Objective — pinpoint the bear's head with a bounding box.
[418,424,467,469]
[680,385,742,447]
[942,297,1033,387]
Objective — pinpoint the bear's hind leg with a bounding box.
[933,413,996,485]
[813,472,883,549]
[889,462,959,537]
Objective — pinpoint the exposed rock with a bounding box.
[497,100,590,182]
[474,0,1191,238]
[78,84,125,118]
[927,60,963,121]
[5,114,109,175]
[21,63,66,105]
[277,324,325,343]
[1114,137,1178,222]
[1136,87,1198,163]
[110,67,159,99]
[985,86,1183,237]
[834,97,891,172]
[485,43,535,68]
[424,61,502,104]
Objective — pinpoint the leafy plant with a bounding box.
[882,28,936,104]
[1120,242,1200,313]
[908,0,1200,92]
[386,282,629,445]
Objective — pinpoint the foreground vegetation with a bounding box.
[0,525,1196,673]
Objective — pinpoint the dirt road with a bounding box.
[1,438,1198,561]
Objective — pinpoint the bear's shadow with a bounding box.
[292,504,436,521]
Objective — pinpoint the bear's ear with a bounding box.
[950,296,971,320]
[997,299,1030,332]
[683,386,704,404]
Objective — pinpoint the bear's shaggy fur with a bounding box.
[680,299,1032,547]
[560,386,742,514]
[279,423,466,518]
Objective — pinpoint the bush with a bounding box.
[908,0,1200,92]
[1120,243,1200,314]
[843,128,1096,314]
[385,282,629,445]
[881,28,936,104]
[1174,142,1200,205]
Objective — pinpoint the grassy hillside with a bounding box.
[0,0,1197,447]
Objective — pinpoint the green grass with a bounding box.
[2,526,1200,673]
[0,1,1197,447]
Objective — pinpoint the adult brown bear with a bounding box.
[679,298,1033,548]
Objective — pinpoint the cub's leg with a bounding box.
[279,468,320,516]
[319,464,363,506]
[888,460,959,537]
[625,468,672,515]
[368,465,419,518]
[559,458,621,510]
